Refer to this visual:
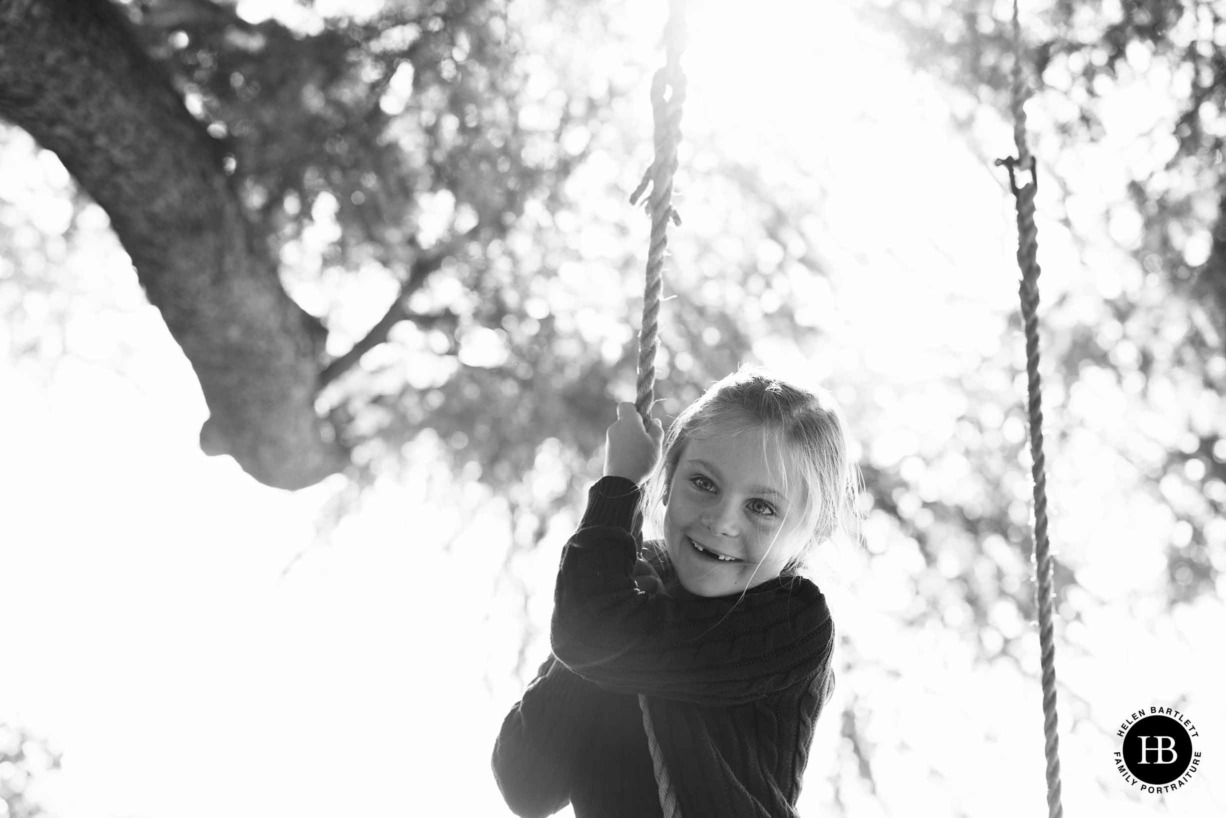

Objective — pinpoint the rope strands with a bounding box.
[639,697,681,818]
[995,1,1066,816]
[629,2,688,816]
[629,0,688,423]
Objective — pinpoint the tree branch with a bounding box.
[136,0,254,32]
[319,230,474,387]
[1196,188,1226,354]
[0,0,346,489]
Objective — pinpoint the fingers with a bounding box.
[616,401,664,438]
[617,401,651,429]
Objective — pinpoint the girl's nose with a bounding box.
[703,503,739,537]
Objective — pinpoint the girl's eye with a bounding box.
[690,474,716,492]
[748,499,777,518]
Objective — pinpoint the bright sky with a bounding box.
[1,1,1223,817]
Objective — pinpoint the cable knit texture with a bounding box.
[493,476,835,818]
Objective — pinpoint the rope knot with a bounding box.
[630,0,687,228]
[995,155,1038,196]
[629,65,685,226]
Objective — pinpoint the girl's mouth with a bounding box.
[687,536,741,563]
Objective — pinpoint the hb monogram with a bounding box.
[1136,735,1179,765]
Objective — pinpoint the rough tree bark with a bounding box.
[0,0,345,490]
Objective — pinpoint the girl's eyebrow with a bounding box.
[687,457,790,504]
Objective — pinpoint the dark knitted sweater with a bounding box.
[492,476,835,818]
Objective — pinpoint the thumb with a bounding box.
[649,417,664,441]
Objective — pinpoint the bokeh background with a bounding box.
[1,0,1223,816]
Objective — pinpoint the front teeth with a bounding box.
[689,537,737,562]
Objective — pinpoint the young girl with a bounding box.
[492,366,858,818]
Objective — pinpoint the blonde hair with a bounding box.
[640,365,860,573]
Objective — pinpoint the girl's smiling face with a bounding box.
[663,426,809,597]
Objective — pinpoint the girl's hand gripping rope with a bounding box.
[603,402,664,484]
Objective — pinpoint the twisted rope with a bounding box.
[629,0,687,423]
[629,2,687,816]
[995,2,1065,816]
[639,696,681,818]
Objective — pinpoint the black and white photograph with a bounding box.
[0,0,1221,816]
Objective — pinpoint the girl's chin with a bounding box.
[675,575,727,598]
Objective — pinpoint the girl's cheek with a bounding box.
[750,516,779,534]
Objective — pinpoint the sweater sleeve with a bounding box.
[550,477,834,707]
[491,655,593,818]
